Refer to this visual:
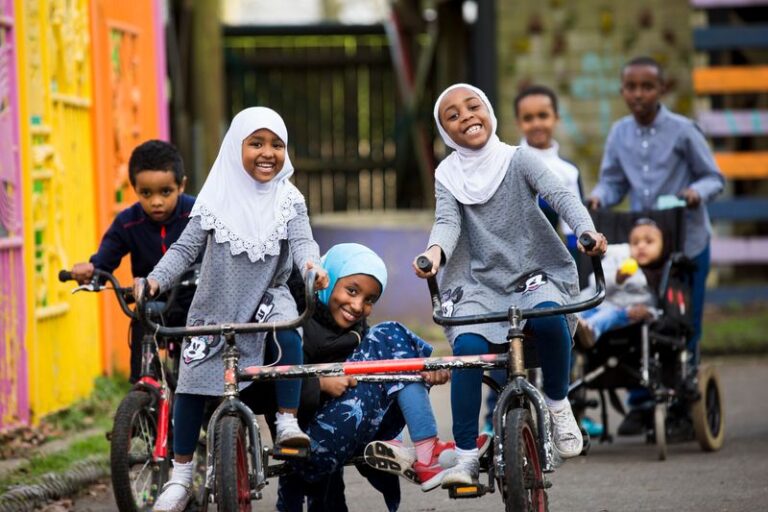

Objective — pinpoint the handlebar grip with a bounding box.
[579,233,597,251]
[59,270,74,282]
[416,256,433,273]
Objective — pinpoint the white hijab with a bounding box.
[190,107,303,262]
[433,83,517,205]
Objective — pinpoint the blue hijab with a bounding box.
[317,243,388,306]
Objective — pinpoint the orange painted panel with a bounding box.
[714,152,768,179]
[693,66,768,94]
[89,0,166,376]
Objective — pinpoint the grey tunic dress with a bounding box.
[428,147,596,345]
[149,202,320,396]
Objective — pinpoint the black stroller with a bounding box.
[569,207,725,460]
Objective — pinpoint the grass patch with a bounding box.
[701,303,768,355]
[0,435,108,493]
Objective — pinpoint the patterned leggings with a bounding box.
[289,321,433,481]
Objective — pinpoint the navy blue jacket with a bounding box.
[90,194,196,278]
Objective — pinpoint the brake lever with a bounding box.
[70,282,105,294]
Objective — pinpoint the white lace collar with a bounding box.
[193,185,304,262]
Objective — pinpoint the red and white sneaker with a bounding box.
[364,440,419,483]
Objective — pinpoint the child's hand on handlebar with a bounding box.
[306,261,329,290]
[413,245,442,278]
[578,231,608,256]
[133,277,160,301]
[71,262,95,285]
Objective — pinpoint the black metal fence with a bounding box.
[224,24,431,214]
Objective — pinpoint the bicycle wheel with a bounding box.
[501,408,548,512]
[215,415,252,511]
[654,403,667,461]
[691,365,725,452]
[111,390,170,512]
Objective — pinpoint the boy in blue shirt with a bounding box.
[587,56,724,434]
[69,139,196,382]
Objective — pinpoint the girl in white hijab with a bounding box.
[414,84,606,488]
[142,107,329,512]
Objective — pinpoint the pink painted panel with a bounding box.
[0,0,29,431]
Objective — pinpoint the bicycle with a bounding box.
[133,270,317,512]
[402,233,604,510]
[134,235,603,511]
[59,267,197,512]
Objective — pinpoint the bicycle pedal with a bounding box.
[446,483,488,499]
[270,445,309,460]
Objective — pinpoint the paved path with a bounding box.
[70,357,768,511]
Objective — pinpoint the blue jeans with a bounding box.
[581,303,630,340]
[689,245,710,366]
[452,302,572,449]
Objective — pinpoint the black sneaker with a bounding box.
[617,408,651,436]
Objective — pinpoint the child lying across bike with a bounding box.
[264,243,489,512]
[577,218,665,346]
[136,107,329,512]
[68,139,197,383]
[414,83,607,486]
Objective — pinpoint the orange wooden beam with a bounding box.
[693,66,768,94]
[714,152,768,179]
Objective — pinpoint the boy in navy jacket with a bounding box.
[70,139,196,382]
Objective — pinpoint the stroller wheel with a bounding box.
[691,365,725,452]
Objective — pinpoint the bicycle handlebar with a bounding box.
[59,266,198,321]
[134,270,317,337]
[59,268,137,319]
[418,233,605,326]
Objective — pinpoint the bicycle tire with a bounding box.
[215,415,252,511]
[654,403,667,461]
[111,390,170,512]
[501,408,548,512]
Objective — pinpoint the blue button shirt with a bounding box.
[592,105,724,257]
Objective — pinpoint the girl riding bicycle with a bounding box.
[414,83,607,486]
[138,107,329,512]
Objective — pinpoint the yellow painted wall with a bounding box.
[15,0,102,421]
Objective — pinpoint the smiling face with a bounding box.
[437,87,492,150]
[241,128,286,183]
[629,224,664,266]
[620,64,664,125]
[327,274,382,329]
[516,94,558,150]
[134,170,186,223]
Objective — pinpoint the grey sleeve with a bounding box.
[288,201,321,276]
[517,148,595,236]
[427,181,462,262]
[149,216,207,293]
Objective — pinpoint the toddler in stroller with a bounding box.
[570,207,724,460]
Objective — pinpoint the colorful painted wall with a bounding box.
[1,0,167,431]
[0,0,28,429]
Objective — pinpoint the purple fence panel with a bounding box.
[0,0,29,431]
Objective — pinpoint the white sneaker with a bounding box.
[364,440,418,483]
[274,416,310,448]
[549,405,583,458]
[440,454,480,487]
[153,480,193,512]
